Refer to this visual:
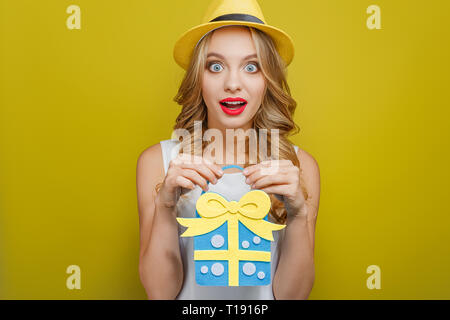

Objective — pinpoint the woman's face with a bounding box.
[202,26,266,132]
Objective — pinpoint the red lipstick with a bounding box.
[219,97,248,116]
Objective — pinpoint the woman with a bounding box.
[136,0,320,300]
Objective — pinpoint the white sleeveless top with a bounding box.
[159,139,299,300]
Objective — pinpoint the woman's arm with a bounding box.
[136,144,183,299]
[272,150,320,299]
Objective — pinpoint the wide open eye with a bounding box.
[208,62,223,72]
[245,63,259,73]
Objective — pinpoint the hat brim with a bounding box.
[173,20,294,70]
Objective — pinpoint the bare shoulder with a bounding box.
[138,143,162,167]
[296,148,320,176]
[137,143,165,176]
[295,147,321,217]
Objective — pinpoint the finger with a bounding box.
[246,162,292,184]
[252,174,290,190]
[177,154,223,180]
[180,163,218,185]
[189,154,221,174]
[243,160,290,176]
[180,163,217,183]
[199,158,224,180]
[242,164,257,176]
[181,169,209,192]
[246,166,279,185]
[243,161,272,176]
[175,175,195,190]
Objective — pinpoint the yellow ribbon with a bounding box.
[176,190,286,241]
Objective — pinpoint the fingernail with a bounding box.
[243,169,248,175]
[218,170,224,175]
[245,178,250,184]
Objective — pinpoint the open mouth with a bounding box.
[220,98,247,110]
[219,100,247,109]
[219,98,248,116]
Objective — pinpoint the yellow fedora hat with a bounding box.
[173,0,295,70]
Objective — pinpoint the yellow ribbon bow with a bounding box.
[176,190,286,241]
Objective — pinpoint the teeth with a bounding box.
[222,101,246,107]
[223,101,244,105]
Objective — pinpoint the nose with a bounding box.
[224,68,242,93]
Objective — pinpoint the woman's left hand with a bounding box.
[243,160,307,220]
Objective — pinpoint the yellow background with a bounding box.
[1,0,449,299]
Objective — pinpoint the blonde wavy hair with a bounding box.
[162,26,308,224]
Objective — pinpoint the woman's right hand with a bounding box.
[156,153,224,209]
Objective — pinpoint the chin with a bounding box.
[218,117,250,129]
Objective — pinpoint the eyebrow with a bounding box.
[206,52,258,61]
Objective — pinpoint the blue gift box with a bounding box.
[176,165,286,287]
[193,200,272,286]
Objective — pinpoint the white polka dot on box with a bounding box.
[176,165,286,287]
